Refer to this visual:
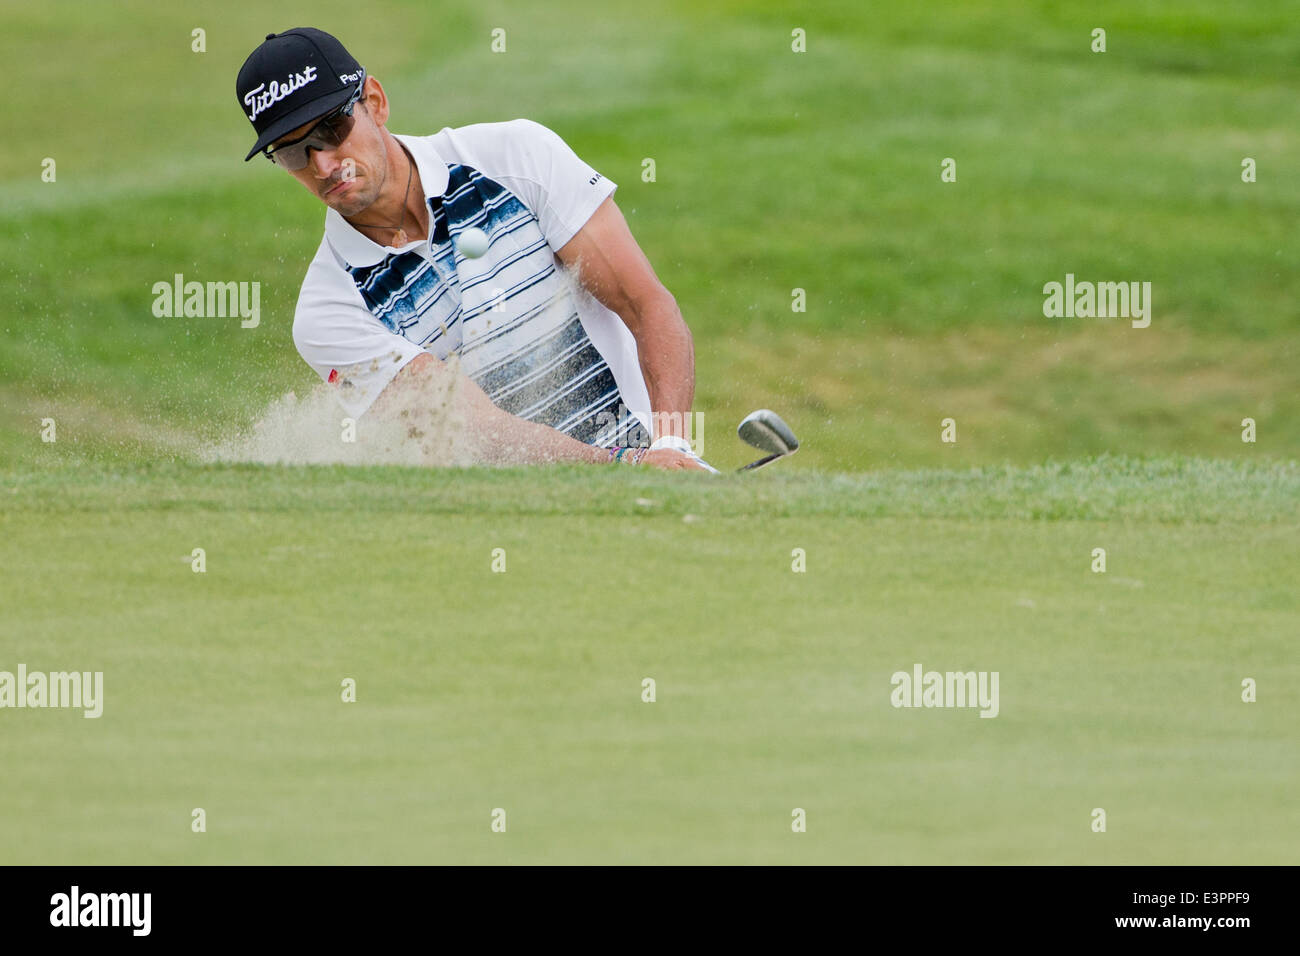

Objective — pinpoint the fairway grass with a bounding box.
[1,458,1295,864]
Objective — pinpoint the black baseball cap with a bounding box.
[237,28,365,161]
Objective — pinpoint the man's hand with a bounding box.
[640,448,710,471]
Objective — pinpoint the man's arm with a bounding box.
[556,196,695,441]
[373,352,703,468]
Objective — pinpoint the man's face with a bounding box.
[269,78,390,216]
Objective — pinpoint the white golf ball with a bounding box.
[456,227,489,258]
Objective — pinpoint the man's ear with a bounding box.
[361,76,390,127]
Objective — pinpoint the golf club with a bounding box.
[736,409,799,471]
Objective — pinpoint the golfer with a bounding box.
[236,27,712,469]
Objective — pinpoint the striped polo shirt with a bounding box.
[292,119,653,447]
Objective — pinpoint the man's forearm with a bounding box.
[632,293,696,440]
[374,352,608,465]
[468,402,609,465]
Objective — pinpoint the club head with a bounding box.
[737,409,799,457]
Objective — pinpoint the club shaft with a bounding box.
[737,452,783,471]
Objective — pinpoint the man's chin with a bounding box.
[323,180,371,213]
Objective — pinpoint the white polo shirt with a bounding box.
[292,118,654,446]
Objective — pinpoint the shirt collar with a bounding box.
[324,133,450,268]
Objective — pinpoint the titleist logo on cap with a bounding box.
[244,65,319,121]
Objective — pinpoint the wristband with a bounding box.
[606,445,648,465]
[649,434,695,455]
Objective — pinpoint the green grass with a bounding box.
[1,1,1298,864]
[5,455,1298,523]
[0,460,1295,864]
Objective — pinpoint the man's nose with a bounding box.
[309,147,342,180]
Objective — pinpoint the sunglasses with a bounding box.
[264,70,366,171]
